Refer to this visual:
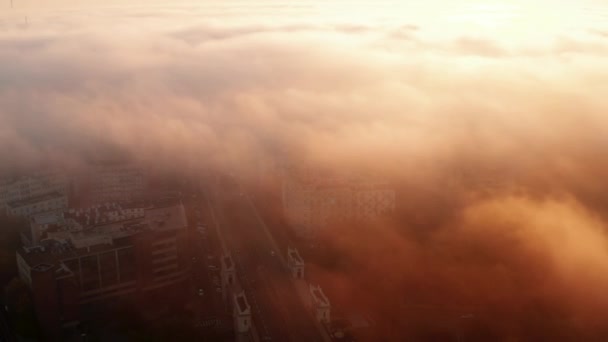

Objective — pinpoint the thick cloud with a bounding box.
[1,1,608,339]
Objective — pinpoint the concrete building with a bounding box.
[6,192,68,218]
[0,171,69,210]
[282,170,395,238]
[15,201,190,337]
[89,163,145,204]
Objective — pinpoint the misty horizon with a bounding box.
[1,1,608,341]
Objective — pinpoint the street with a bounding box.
[210,178,324,342]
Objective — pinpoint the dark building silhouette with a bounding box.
[15,202,190,338]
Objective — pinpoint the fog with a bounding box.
[2,0,608,339]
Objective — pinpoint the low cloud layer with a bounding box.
[2,0,608,339]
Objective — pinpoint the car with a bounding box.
[198,288,204,296]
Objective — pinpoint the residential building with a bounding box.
[282,170,395,238]
[89,163,145,204]
[0,171,69,210]
[15,201,190,337]
[6,192,68,218]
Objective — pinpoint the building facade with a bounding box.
[6,192,68,218]
[282,171,396,238]
[0,171,69,210]
[89,163,145,204]
[15,202,190,337]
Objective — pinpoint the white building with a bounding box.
[6,192,68,218]
[0,171,69,210]
[282,171,396,238]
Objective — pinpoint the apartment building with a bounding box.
[15,202,190,337]
[6,192,68,217]
[282,170,396,238]
[89,163,145,204]
[0,171,69,210]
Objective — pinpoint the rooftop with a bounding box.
[18,203,187,268]
[18,234,134,269]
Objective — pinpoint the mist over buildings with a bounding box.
[1,1,608,340]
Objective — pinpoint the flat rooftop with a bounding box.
[17,235,134,269]
[18,203,188,268]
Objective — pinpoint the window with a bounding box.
[80,255,100,291]
[99,251,118,287]
[117,247,136,282]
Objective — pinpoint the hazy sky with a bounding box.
[2,1,608,338]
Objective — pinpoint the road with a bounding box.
[211,178,324,342]
[183,193,229,336]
